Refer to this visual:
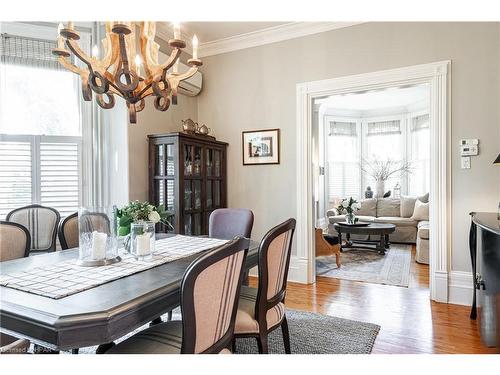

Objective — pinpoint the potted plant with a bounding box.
[336,197,361,224]
[117,200,172,232]
[117,201,174,254]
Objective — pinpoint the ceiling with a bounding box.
[317,84,430,112]
[181,22,288,43]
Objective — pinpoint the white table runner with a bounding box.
[0,235,228,299]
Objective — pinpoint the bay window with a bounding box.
[325,112,430,204]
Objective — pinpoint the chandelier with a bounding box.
[52,22,201,123]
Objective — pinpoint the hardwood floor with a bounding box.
[249,247,495,354]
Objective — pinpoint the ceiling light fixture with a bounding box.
[53,22,202,123]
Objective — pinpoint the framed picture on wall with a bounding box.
[242,128,280,165]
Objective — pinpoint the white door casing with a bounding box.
[295,61,451,303]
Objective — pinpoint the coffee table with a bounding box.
[333,222,396,255]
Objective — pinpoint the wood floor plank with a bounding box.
[249,247,495,353]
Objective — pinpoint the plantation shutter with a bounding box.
[0,140,33,218]
[40,140,80,218]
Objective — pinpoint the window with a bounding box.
[363,119,404,195]
[325,113,430,202]
[0,30,83,218]
[326,121,361,202]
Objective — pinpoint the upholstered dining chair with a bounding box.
[233,218,296,354]
[105,237,249,354]
[6,204,60,254]
[58,212,78,250]
[150,207,255,327]
[209,208,254,240]
[0,221,31,353]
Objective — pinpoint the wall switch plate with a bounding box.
[461,156,471,169]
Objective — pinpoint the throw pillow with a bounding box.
[411,199,429,221]
[400,196,417,218]
[418,192,429,203]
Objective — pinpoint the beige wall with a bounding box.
[128,95,198,201]
[196,22,500,273]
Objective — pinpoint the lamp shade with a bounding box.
[494,153,500,165]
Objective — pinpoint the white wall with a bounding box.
[196,22,500,274]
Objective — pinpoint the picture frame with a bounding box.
[242,128,280,165]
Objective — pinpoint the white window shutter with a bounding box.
[39,140,80,218]
[0,140,32,218]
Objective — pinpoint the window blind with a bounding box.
[0,33,63,70]
[329,121,357,137]
[367,120,401,136]
[411,114,430,132]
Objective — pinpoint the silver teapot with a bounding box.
[182,118,198,134]
[197,124,211,135]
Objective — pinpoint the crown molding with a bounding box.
[197,22,364,57]
[156,21,364,59]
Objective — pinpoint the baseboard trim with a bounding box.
[448,271,473,306]
[250,256,309,284]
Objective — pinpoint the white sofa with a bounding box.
[326,196,430,264]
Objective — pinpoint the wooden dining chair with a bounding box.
[105,237,249,354]
[6,204,60,254]
[58,212,78,250]
[0,221,31,353]
[233,218,296,354]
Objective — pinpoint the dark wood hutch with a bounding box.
[148,132,228,235]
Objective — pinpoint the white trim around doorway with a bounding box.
[295,61,451,303]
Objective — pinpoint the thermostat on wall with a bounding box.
[460,139,479,146]
[460,144,479,156]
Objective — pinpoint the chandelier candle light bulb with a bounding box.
[173,22,181,40]
[52,21,202,123]
[192,35,198,59]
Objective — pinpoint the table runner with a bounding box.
[0,235,228,299]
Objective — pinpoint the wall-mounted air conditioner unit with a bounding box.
[177,60,203,97]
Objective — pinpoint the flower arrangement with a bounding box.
[117,201,173,236]
[336,197,361,224]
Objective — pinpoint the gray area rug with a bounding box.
[234,309,379,354]
[316,244,411,287]
[73,308,379,354]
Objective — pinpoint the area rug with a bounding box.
[316,244,412,287]
[73,308,379,354]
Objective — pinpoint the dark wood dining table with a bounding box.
[0,235,259,351]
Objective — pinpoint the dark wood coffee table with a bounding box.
[333,222,396,255]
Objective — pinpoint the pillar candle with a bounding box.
[91,231,107,260]
[136,233,151,256]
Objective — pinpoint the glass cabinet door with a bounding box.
[156,144,164,176]
[184,144,193,176]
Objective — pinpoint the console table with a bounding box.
[469,212,500,348]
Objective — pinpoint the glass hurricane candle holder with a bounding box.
[77,206,120,266]
[130,222,156,260]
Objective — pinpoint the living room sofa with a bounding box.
[326,196,430,264]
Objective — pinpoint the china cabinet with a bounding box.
[148,132,228,235]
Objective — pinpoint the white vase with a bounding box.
[376,180,385,198]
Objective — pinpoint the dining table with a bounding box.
[0,234,259,352]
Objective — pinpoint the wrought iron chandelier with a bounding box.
[53,22,201,123]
